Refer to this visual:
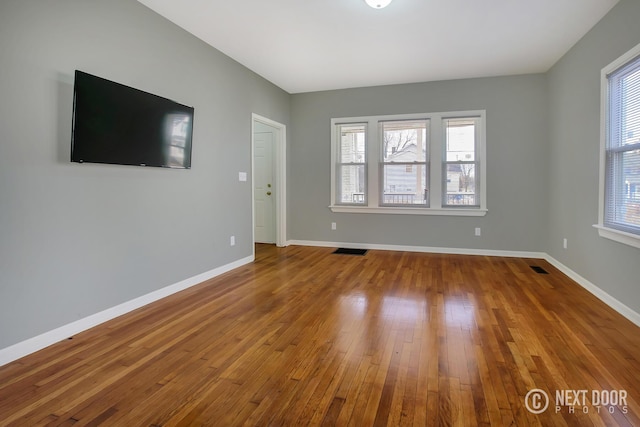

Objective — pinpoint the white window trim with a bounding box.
[593,224,640,250]
[330,111,487,216]
[595,42,640,249]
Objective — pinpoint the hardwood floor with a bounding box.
[0,244,639,426]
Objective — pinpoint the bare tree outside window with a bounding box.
[381,120,429,206]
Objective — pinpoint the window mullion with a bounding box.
[476,117,486,209]
[369,119,380,207]
[608,142,640,153]
[430,116,443,209]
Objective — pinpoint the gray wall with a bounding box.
[289,75,549,252]
[0,0,290,348]
[546,0,640,313]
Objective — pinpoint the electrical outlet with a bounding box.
[331,222,337,230]
[563,238,568,249]
[230,236,236,246]
[475,227,481,237]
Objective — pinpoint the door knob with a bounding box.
[267,191,272,196]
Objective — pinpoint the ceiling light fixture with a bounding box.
[365,0,393,9]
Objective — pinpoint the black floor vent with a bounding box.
[530,266,549,274]
[333,248,368,256]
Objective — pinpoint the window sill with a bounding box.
[593,224,640,250]
[330,205,487,216]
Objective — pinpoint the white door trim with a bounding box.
[252,113,287,250]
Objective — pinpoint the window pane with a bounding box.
[382,120,428,162]
[339,124,366,163]
[382,164,428,205]
[381,120,428,206]
[610,64,640,149]
[445,119,476,162]
[606,149,640,230]
[444,163,477,206]
[337,164,366,204]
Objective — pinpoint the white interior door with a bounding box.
[254,130,276,243]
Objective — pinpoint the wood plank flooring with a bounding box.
[0,244,639,426]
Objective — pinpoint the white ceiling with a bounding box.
[137,0,619,94]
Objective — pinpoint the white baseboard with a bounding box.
[544,255,640,327]
[288,239,546,259]
[0,255,254,367]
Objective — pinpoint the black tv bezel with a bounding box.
[70,70,194,169]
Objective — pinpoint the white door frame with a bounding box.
[251,113,287,249]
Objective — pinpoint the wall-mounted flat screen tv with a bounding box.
[71,70,194,169]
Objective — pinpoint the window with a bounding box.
[381,120,429,206]
[335,123,367,205]
[597,43,640,249]
[331,111,486,216]
[444,118,480,207]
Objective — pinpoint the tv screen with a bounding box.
[71,70,194,169]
